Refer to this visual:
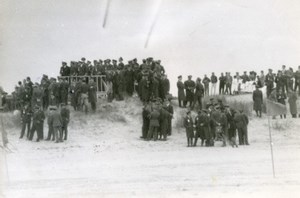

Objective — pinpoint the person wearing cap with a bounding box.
[287,88,298,118]
[265,69,275,98]
[194,110,210,147]
[141,103,151,139]
[177,75,186,108]
[88,78,97,112]
[219,72,226,95]
[225,72,233,95]
[31,83,43,108]
[241,71,250,84]
[211,105,227,146]
[19,104,33,139]
[60,103,70,140]
[46,106,56,141]
[202,74,211,96]
[60,78,69,105]
[275,70,285,93]
[60,61,70,77]
[183,110,194,147]
[80,79,89,113]
[164,99,173,136]
[225,106,238,147]
[160,74,170,101]
[252,85,263,117]
[234,109,249,145]
[210,72,218,96]
[52,106,63,143]
[277,88,287,119]
[184,75,196,108]
[194,77,204,110]
[147,106,160,141]
[159,104,172,140]
[139,74,151,103]
[29,105,45,142]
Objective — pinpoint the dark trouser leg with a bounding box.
[193,131,199,146]
[20,122,26,138]
[59,127,63,142]
[243,127,249,145]
[54,127,59,142]
[167,119,172,136]
[153,127,158,141]
[63,123,68,140]
[26,121,31,138]
[40,122,44,139]
[238,128,243,145]
[29,124,36,141]
[147,126,153,140]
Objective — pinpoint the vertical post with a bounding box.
[267,116,276,178]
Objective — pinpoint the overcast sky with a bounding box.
[1,0,300,94]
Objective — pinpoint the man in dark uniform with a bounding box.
[61,78,69,105]
[211,106,227,146]
[52,106,63,143]
[61,103,70,140]
[46,106,55,141]
[165,99,173,136]
[29,105,45,142]
[234,109,249,145]
[159,105,171,140]
[184,110,194,147]
[141,103,151,139]
[202,74,210,96]
[20,104,32,139]
[88,78,97,112]
[177,75,186,108]
[294,66,300,95]
[184,75,195,108]
[125,64,135,97]
[225,105,238,147]
[252,85,263,117]
[194,110,210,147]
[265,69,275,98]
[139,75,151,103]
[194,77,204,110]
[60,61,70,76]
[147,106,160,141]
[219,72,226,94]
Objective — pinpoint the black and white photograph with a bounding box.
[1,0,300,197]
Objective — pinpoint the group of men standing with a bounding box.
[253,66,300,118]
[59,57,170,105]
[141,98,174,141]
[183,98,249,147]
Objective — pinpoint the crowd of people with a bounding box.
[1,57,170,143]
[1,60,300,146]
[183,98,249,147]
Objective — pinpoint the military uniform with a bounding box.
[252,88,263,117]
[147,109,160,141]
[88,81,97,112]
[184,78,195,108]
[183,112,194,147]
[265,71,275,98]
[194,110,210,146]
[234,111,249,145]
[177,77,186,107]
[29,107,45,141]
[52,109,63,143]
[20,105,32,139]
[61,105,70,140]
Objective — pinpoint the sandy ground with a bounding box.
[1,95,300,198]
